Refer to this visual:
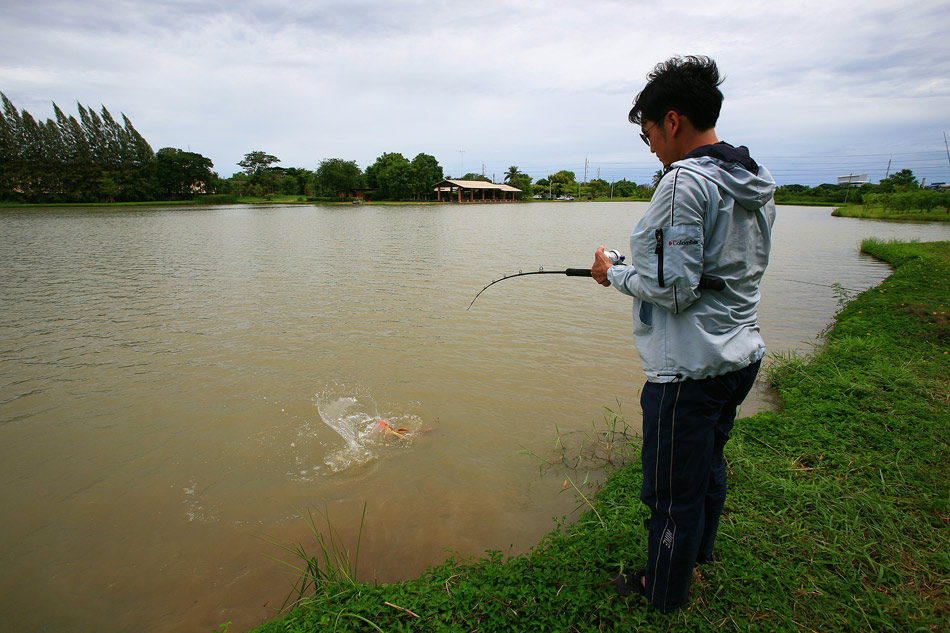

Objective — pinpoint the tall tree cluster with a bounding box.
[218,151,446,201]
[0,92,523,204]
[0,92,164,202]
[363,151,444,201]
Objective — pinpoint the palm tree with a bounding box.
[504,166,522,183]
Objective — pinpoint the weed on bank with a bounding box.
[247,239,948,633]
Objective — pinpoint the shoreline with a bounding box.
[1,197,838,209]
[247,238,949,632]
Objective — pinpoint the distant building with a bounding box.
[432,179,522,203]
[837,174,870,186]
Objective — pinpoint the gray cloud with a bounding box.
[1,0,949,185]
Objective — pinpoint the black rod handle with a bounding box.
[565,268,593,277]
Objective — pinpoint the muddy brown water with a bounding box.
[2,202,947,632]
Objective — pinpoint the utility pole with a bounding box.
[884,158,891,179]
[944,132,950,170]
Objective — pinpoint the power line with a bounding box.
[471,147,950,187]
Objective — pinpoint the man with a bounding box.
[591,55,776,613]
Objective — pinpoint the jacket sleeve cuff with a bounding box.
[607,265,638,297]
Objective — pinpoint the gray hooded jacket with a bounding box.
[607,143,776,382]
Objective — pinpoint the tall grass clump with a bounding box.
[251,240,948,633]
[259,504,366,614]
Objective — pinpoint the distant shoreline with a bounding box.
[2,196,844,209]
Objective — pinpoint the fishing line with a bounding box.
[771,278,864,292]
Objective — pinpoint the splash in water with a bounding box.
[315,387,427,472]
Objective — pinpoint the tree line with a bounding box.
[220,153,546,202]
[774,168,949,209]
[4,93,943,206]
[0,92,231,203]
[1,92,165,202]
[0,94,458,203]
[221,150,450,202]
[0,93,619,204]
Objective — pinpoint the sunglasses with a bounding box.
[640,121,659,147]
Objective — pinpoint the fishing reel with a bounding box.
[604,249,626,265]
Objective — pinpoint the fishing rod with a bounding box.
[467,249,626,310]
[467,250,728,310]
[467,266,597,310]
[467,249,866,310]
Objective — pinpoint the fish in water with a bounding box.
[376,419,409,438]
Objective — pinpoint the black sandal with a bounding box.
[610,568,647,598]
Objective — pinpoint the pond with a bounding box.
[1,202,947,633]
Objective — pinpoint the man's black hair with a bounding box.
[628,55,724,131]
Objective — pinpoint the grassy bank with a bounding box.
[773,199,844,207]
[244,239,948,633]
[833,204,950,222]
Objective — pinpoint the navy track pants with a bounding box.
[639,360,760,613]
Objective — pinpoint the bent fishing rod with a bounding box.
[467,266,596,310]
[467,249,726,310]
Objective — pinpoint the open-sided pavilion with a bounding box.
[433,179,522,203]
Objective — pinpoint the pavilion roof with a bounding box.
[433,179,522,193]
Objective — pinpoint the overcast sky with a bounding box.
[2,0,949,187]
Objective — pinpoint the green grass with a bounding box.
[246,239,949,633]
[833,204,950,222]
[773,198,843,207]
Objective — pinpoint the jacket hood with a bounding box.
[674,142,776,211]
